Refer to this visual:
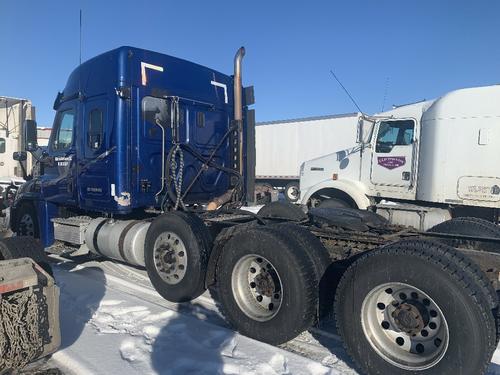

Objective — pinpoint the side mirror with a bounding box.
[356,118,364,143]
[13,151,27,161]
[24,119,38,152]
[142,97,169,125]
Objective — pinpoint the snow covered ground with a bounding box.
[44,256,500,375]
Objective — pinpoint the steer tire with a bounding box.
[0,236,52,275]
[214,226,318,345]
[14,203,39,238]
[257,201,307,221]
[428,216,500,252]
[144,211,212,303]
[335,239,497,375]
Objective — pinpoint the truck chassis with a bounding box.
[40,202,500,375]
[204,204,500,374]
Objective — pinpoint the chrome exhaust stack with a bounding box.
[207,47,246,211]
[234,47,245,175]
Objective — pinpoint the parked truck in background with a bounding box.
[0,108,51,232]
[300,85,500,230]
[8,47,500,374]
[0,97,36,180]
[255,113,359,203]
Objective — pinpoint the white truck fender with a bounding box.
[300,179,370,209]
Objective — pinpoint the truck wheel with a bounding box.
[15,203,39,238]
[144,212,212,303]
[0,236,52,275]
[335,239,497,375]
[214,226,318,345]
[257,201,307,221]
[284,182,300,203]
[428,217,500,252]
[318,198,351,209]
[268,223,334,321]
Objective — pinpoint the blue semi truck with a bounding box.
[6,46,500,374]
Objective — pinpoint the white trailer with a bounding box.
[300,84,500,229]
[255,113,359,202]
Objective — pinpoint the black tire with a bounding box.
[257,201,307,221]
[214,226,318,345]
[267,223,330,278]
[318,198,351,209]
[14,202,39,238]
[335,239,497,375]
[284,182,300,203]
[428,217,500,252]
[144,211,212,303]
[268,222,336,322]
[0,236,52,275]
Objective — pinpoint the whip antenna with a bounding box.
[381,77,390,112]
[78,9,82,97]
[329,69,364,114]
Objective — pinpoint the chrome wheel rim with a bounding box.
[286,186,299,201]
[19,213,35,236]
[361,282,449,370]
[231,254,283,322]
[153,232,187,285]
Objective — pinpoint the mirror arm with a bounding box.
[16,160,31,181]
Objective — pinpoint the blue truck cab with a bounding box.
[11,46,255,246]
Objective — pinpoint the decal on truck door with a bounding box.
[377,156,406,170]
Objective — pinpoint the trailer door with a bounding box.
[370,119,415,188]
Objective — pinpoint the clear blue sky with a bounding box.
[1,0,499,127]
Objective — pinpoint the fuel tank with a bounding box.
[85,218,151,266]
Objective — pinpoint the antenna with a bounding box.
[380,77,390,112]
[78,9,82,98]
[329,69,364,114]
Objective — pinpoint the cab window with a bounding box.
[376,120,414,153]
[88,109,103,150]
[0,138,5,153]
[52,110,75,151]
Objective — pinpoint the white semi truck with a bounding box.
[255,113,359,202]
[299,85,500,229]
[0,97,35,180]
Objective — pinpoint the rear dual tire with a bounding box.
[213,225,321,345]
[335,239,497,375]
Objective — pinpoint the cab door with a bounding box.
[370,119,416,188]
[77,97,112,209]
[43,103,78,205]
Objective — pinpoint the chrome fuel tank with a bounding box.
[85,218,151,266]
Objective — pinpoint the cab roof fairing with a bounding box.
[59,46,235,113]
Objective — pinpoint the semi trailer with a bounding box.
[300,86,500,230]
[255,113,359,203]
[8,46,500,374]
